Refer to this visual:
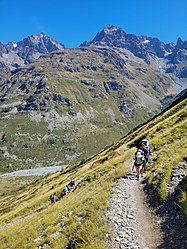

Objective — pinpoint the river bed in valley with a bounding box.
[0,165,67,178]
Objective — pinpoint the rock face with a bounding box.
[80,24,187,77]
[81,25,149,61]
[0,33,64,74]
[165,38,187,77]
[170,37,187,63]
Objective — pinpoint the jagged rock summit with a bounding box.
[0,33,64,77]
[80,24,172,59]
[0,24,187,78]
[82,24,127,47]
[80,25,187,77]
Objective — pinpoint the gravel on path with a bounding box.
[106,169,162,249]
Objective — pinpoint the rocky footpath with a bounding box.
[106,161,187,249]
[106,170,162,249]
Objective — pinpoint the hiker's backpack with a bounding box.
[134,150,143,165]
[142,139,149,147]
[141,139,151,156]
[70,179,75,186]
[63,187,67,193]
[50,194,55,203]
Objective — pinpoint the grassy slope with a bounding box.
[126,96,187,199]
[0,144,133,249]
[0,47,178,172]
[0,90,186,248]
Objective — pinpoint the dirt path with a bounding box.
[0,212,36,231]
[106,168,163,249]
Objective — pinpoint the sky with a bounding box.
[1,0,187,48]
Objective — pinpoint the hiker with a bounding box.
[69,178,75,188]
[133,148,144,180]
[140,139,152,175]
[63,186,68,195]
[67,184,72,193]
[50,192,56,204]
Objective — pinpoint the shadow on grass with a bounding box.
[143,181,187,249]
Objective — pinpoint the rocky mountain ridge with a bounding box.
[80,25,187,77]
[0,24,187,79]
[0,33,64,79]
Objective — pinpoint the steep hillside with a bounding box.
[0,91,186,249]
[0,45,185,172]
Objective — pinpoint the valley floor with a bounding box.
[0,166,64,177]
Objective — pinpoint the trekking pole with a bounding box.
[132,164,134,172]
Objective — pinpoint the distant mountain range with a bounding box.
[81,25,187,78]
[0,25,186,79]
[0,25,186,172]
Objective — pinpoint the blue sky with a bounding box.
[1,0,187,47]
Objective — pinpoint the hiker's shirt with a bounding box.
[134,149,144,166]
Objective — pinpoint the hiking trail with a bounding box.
[106,165,163,249]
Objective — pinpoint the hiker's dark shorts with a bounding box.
[134,163,142,167]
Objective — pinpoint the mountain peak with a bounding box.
[0,33,65,71]
[18,33,65,57]
[27,33,51,42]
[40,32,46,36]
[176,37,184,49]
[31,32,47,39]
[103,24,123,33]
[82,24,126,46]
